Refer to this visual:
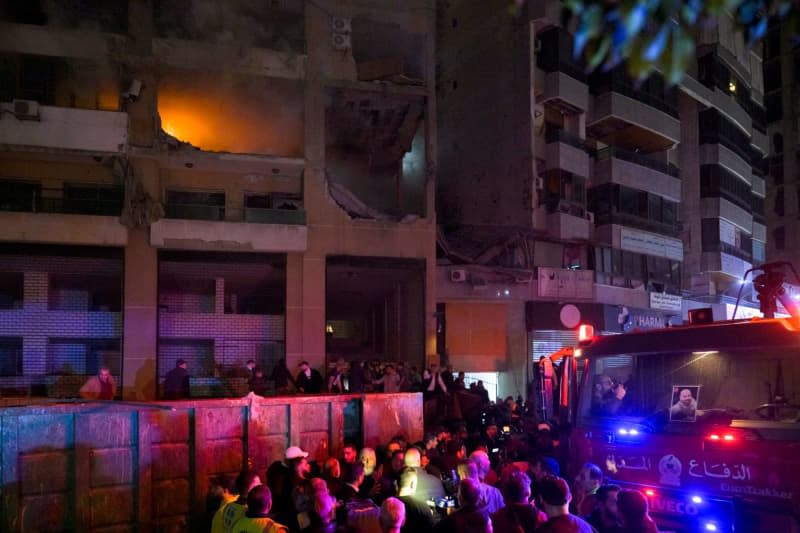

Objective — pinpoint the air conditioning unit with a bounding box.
[586,211,595,223]
[535,176,545,190]
[332,33,351,50]
[331,16,352,33]
[450,269,467,283]
[13,99,39,120]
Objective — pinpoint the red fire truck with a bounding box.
[557,263,800,532]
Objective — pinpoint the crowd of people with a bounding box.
[242,358,495,400]
[205,425,660,533]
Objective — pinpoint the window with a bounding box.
[773,133,784,154]
[0,272,23,309]
[0,337,23,376]
[775,188,785,216]
[244,193,269,209]
[165,190,225,221]
[753,240,766,263]
[47,338,121,375]
[773,226,786,250]
[580,343,800,438]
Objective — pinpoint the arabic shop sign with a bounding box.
[620,227,683,261]
[650,292,682,312]
[537,267,594,299]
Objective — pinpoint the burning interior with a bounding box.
[157,72,304,157]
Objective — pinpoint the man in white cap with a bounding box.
[268,445,312,531]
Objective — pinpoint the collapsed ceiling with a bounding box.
[325,89,424,170]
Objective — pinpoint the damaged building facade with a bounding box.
[436,1,768,399]
[0,0,436,400]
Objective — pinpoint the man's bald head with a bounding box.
[403,447,421,468]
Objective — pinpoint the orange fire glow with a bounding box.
[157,74,304,157]
[97,83,120,111]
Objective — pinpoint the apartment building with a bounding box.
[764,20,800,270]
[0,0,437,400]
[436,1,767,399]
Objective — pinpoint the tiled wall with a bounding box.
[0,250,123,396]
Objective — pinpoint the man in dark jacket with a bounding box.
[164,359,190,399]
[296,361,323,393]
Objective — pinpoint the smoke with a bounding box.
[155,0,305,53]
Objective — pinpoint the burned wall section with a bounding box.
[325,89,426,219]
[157,251,286,398]
[158,71,304,157]
[436,0,533,228]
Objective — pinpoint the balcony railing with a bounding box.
[243,207,307,225]
[703,240,753,263]
[165,203,225,221]
[595,211,681,238]
[543,197,586,217]
[590,68,679,117]
[0,184,123,216]
[699,108,753,165]
[594,146,680,178]
[165,204,307,225]
[545,128,587,151]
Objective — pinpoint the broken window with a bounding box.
[325,88,427,219]
[158,72,303,157]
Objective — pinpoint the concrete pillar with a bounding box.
[285,252,303,370]
[285,252,325,374]
[122,229,157,400]
[498,301,528,401]
[301,255,326,372]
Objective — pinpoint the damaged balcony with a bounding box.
[325,88,427,222]
[150,156,308,252]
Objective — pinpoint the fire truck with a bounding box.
[552,263,800,532]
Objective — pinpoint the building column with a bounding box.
[122,228,157,400]
[285,252,326,374]
[498,301,528,401]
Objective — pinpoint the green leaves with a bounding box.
[558,0,795,84]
